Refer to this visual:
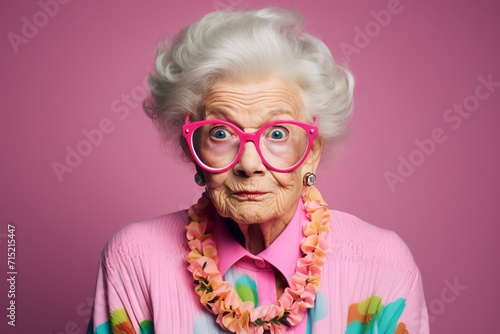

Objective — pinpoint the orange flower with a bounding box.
[307,275,321,291]
[310,207,331,226]
[301,235,319,253]
[303,219,321,236]
[185,220,207,240]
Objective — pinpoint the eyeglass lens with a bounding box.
[192,123,309,170]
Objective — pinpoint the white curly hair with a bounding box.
[143,7,354,157]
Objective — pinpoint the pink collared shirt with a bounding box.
[88,200,429,333]
[212,200,307,333]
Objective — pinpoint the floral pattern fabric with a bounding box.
[88,309,154,334]
[346,296,408,334]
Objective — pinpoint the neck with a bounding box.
[234,210,295,255]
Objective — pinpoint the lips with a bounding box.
[232,190,267,200]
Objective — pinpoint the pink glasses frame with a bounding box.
[182,115,319,173]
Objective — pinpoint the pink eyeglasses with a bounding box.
[182,115,319,173]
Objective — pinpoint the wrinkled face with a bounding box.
[200,79,322,226]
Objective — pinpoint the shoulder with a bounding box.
[101,210,189,262]
[326,211,428,330]
[329,210,418,273]
[330,209,406,245]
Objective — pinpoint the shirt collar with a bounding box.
[211,200,305,284]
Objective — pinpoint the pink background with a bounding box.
[1,0,499,333]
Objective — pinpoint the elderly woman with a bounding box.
[88,7,429,334]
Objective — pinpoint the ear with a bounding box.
[303,136,323,173]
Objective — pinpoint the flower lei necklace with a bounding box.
[185,186,331,334]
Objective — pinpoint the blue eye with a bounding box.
[269,128,287,140]
[211,129,228,139]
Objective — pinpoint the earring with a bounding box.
[303,172,316,186]
[194,172,206,186]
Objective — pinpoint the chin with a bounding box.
[226,204,274,225]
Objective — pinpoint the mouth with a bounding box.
[232,191,267,200]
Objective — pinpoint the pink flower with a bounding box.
[297,283,316,308]
[223,290,243,310]
[278,293,303,326]
[289,272,308,295]
[188,238,219,262]
[269,322,283,334]
[296,256,314,274]
[250,304,283,323]
[188,257,222,282]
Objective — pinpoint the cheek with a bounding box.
[271,169,306,208]
[203,172,230,206]
[273,168,304,190]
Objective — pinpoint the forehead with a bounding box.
[203,79,305,124]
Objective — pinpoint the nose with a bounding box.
[233,141,265,176]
